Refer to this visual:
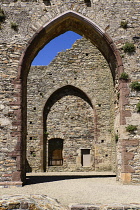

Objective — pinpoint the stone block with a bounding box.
[120,173,131,183]
[12,171,21,182]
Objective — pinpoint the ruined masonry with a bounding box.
[0,0,140,186]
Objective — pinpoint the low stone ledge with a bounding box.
[0,182,23,188]
[0,195,67,210]
[1,195,140,210]
[69,203,140,210]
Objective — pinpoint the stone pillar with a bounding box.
[119,79,132,183]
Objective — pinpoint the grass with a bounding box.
[136,102,140,112]
[123,42,135,53]
[126,125,137,133]
[130,81,140,91]
[119,72,129,80]
[120,21,128,29]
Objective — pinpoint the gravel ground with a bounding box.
[0,172,140,207]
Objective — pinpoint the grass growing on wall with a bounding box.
[136,102,140,113]
[130,81,140,91]
[119,72,129,80]
[123,42,135,53]
[126,125,137,133]
[120,20,128,29]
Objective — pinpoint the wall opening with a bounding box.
[27,35,115,173]
[81,149,91,167]
[43,85,95,172]
[15,10,123,184]
[84,0,91,7]
[48,138,63,166]
[43,0,51,6]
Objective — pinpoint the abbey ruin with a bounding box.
[0,0,140,186]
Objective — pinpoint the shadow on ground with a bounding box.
[25,174,116,185]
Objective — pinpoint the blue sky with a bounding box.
[32,31,82,66]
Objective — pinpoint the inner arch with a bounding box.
[44,85,93,117]
[43,85,95,171]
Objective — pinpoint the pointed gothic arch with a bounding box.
[13,10,124,184]
[42,85,96,171]
[18,10,123,81]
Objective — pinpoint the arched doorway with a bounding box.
[13,10,124,184]
[43,85,95,172]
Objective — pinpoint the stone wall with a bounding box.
[1,195,140,210]
[0,195,67,210]
[70,204,140,210]
[0,0,140,184]
[27,38,115,172]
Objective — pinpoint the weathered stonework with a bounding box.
[1,195,140,210]
[0,195,67,210]
[0,0,140,185]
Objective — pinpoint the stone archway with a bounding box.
[18,10,123,80]
[42,85,96,172]
[13,10,125,184]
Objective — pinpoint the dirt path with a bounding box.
[0,172,140,207]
